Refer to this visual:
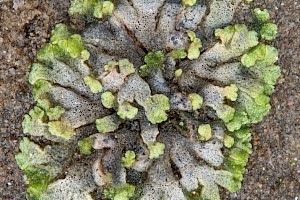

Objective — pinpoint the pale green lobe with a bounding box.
[37,24,88,62]
[102,1,114,15]
[15,137,50,170]
[37,99,52,110]
[117,102,138,120]
[80,49,90,61]
[215,25,236,44]
[187,30,197,41]
[96,114,122,133]
[32,80,52,101]
[121,150,136,168]
[144,94,170,124]
[104,183,135,200]
[254,8,270,22]
[188,93,203,110]
[15,138,54,199]
[24,167,52,199]
[29,63,48,85]
[50,24,72,43]
[226,111,248,132]
[174,69,183,77]
[118,59,135,76]
[188,38,202,60]
[170,49,187,60]
[179,121,184,127]
[48,121,76,140]
[225,82,273,131]
[104,61,119,71]
[260,23,278,41]
[182,0,196,7]
[198,124,212,141]
[139,51,165,77]
[224,134,235,148]
[215,24,259,52]
[94,1,114,18]
[148,142,165,159]
[93,1,104,19]
[37,42,61,62]
[138,65,148,77]
[78,136,93,155]
[101,91,116,109]
[187,31,202,60]
[69,0,98,17]
[22,106,48,136]
[216,105,235,123]
[46,106,65,121]
[57,34,84,58]
[84,75,103,93]
[223,84,238,101]
[241,44,278,68]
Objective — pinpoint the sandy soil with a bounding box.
[0,0,299,199]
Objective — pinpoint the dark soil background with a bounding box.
[0,0,299,199]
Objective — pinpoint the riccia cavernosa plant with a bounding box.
[16,0,280,199]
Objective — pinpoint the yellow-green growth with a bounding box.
[104,60,119,71]
[215,25,236,44]
[78,136,93,155]
[22,106,47,135]
[260,23,278,41]
[223,84,238,101]
[144,51,165,67]
[174,69,183,77]
[69,0,98,17]
[121,150,136,168]
[179,121,184,127]
[94,1,114,18]
[31,80,52,101]
[117,102,138,120]
[170,49,187,60]
[28,63,48,85]
[84,75,103,93]
[80,50,90,60]
[46,106,65,121]
[224,134,235,148]
[102,1,114,15]
[241,44,278,68]
[216,105,235,123]
[96,114,122,133]
[215,24,259,51]
[182,0,196,7]
[148,142,165,159]
[118,59,135,76]
[104,183,135,200]
[188,93,203,111]
[144,94,170,124]
[187,31,202,60]
[198,124,212,141]
[37,24,89,62]
[254,8,270,22]
[15,138,53,199]
[48,121,76,140]
[101,91,116,109]
[140,51,165,76]
[37,99,52,110]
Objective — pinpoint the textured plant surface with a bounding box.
[16,0,280,199]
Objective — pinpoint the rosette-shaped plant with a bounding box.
[16,0,280,199]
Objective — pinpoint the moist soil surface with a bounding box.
[0,0,299,199]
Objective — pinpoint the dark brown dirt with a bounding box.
[0,0,299,200]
